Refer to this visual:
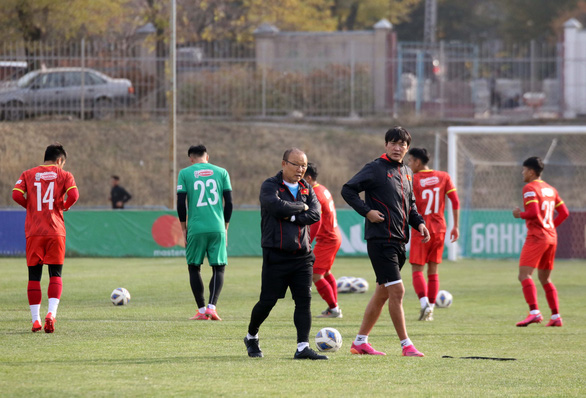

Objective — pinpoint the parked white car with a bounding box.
[0,67,135,120]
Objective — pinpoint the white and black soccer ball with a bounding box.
[435,290,453,308]
[350,277,369,293]
[110,287,131,306]
[336,276,353,293]
[315,327,343,352]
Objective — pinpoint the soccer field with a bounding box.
[1,257,585,397]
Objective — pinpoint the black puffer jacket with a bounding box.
[260,171,321,253]
[342,154,424,244]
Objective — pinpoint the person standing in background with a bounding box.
[407,147,460,322]
[303,162,343,319]
[513,156,569,327]
[109,175,132,209]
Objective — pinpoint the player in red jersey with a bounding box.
[513,157,569,327]
[304,163,343,318]
[12,143,79,333]
[407,148,460,321]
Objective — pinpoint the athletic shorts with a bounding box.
[186,232,227,266]
[260,248,314,300]
[312,239,342,275]
[26,235,66,266]
[367,240,406,285]
[519,236,557,270]
[409,232,445,265]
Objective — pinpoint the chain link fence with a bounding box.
[0,36,578,121]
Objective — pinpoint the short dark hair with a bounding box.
[282,147,303,161]
[188,145,207,157]
[44,143,67,162]
[523,156,544,176]
[408,147,430,165]
[305,162,318,180]
[111,175,120,181]
[385,126,412,146]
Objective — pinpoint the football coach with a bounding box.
[244,148,327,360]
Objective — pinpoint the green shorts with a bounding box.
[186,232,227,266]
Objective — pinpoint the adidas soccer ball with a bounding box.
[336,276,353,293]
[350,277,369,293]
[315,327,343,352]
[110,287,131,306]
[436,290,453,308]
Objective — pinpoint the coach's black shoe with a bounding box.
[294,347,328,360]
[244,337,263,358]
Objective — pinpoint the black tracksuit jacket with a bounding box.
[259,171,321,253]
[342,154,425,244]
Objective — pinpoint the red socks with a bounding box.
[315,278,337,309]
[428,274,439,304]
[543,282,559,315]
[27,281,42,305]
[412,271,427,299]
[324,273,338,303]
[48,276,63,300]
[521,278,539,311]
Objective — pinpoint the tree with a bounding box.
[0,0,128,69]
[394,0,579,43]
[330,0,420,31]
[496,0,578,42]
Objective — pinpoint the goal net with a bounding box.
[447,126,586,260]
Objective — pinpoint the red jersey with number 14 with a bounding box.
[412,169,456,234]
[13,165,77,238]
[522,180,563,243]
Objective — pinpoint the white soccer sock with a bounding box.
[47,298,60,318]
[419,297,430,309]
[297,342,309,351]
[530,309,541,315]
[30,304,41,323]
[198,307,206,314]
[354,334,368,345]
[400,338,413,348]
[551,314,561,320]
[332,306,340,311]
[207,304,216,310]
[246,333,258,340]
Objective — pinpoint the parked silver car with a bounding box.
[0,67,135,120]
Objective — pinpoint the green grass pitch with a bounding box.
[1,257,585,397]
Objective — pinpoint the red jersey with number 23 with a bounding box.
[522,180,563,244]
[411,170,456,234]
[13,165,77,238]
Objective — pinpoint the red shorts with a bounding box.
[26,236,66,266]
[312,239,342,275]
[409,232,445,266]
[519,236,557,270]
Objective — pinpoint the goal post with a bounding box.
[447,125,586,261]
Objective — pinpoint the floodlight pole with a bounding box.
[169,0,177,210]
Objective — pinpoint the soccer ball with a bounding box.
[435,290,453,308]
[350,277,369,293]
[315,327,343,352]
[110,287,131,306]
[336,276,353,293]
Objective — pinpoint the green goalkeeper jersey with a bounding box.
[177,163,232,235]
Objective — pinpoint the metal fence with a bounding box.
[0,38,577,121]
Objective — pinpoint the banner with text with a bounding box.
[0,209,583,259]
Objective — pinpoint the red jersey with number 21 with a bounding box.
[411,169,456,234]
[13,165,77,238]
[522,180,563,244]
